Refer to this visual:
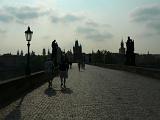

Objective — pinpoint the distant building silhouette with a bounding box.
[66,50,73,64]
[73,40,82,62]
[126,36,135,66]
[119,40,125,54]
[17,50,20,56]
[20,50,23,56]
[48,49,50,55]
[31,51,35,56]
[42,48,46,56]
[2,53,12,56]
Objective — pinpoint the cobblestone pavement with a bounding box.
[0,64,160,120]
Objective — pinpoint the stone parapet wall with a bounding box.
[0,71,47,108]
[90,63,160,80]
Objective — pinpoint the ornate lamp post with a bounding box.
[25,26,33,75]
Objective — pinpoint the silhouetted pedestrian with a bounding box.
[78,62,81,71]
[59,59,68,89]
[45,58,54,88]
[69,62,72,69]
[82,61,85,70]
[65,56,69,72]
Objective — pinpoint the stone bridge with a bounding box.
[0,64,160,119]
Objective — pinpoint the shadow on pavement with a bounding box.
[44,87,57,97]
[61,88,73,94]
[5,94,25,120]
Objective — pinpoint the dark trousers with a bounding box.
[46,73,53,88]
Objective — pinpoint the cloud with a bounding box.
[86,21,110,28]
[50,10,113,41]
[130,4,160,33]
[15,19,27,25]
[63,14,83,22]
[86,32,113,41]
[42,35,52,40]
[5,6,49,20]
[0,29,6,34]
[50,14,84,24]
[147,21,160,32]
[76,20,113,41]
[0,5,49,24]
[76,26,113,41]
[0,14,13,23]
[76,27,97,34]
[0,9,13,23]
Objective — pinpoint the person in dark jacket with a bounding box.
[59,59,68,89]
[78,62,81,71]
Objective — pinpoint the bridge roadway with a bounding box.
[0,64,160,120]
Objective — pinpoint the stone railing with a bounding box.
[0,69,59,108]
[90,63,160,80]
[0,71,46,108]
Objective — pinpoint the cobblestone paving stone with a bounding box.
[0,64,160,120]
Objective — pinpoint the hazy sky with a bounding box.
[0,0,160,54]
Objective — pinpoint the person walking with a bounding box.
[69,62,72,69]
[78,62,81,71]
[44,58,54,88]
[82,61,85,70]
[65,55,69,72]
[59,58,68,89]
